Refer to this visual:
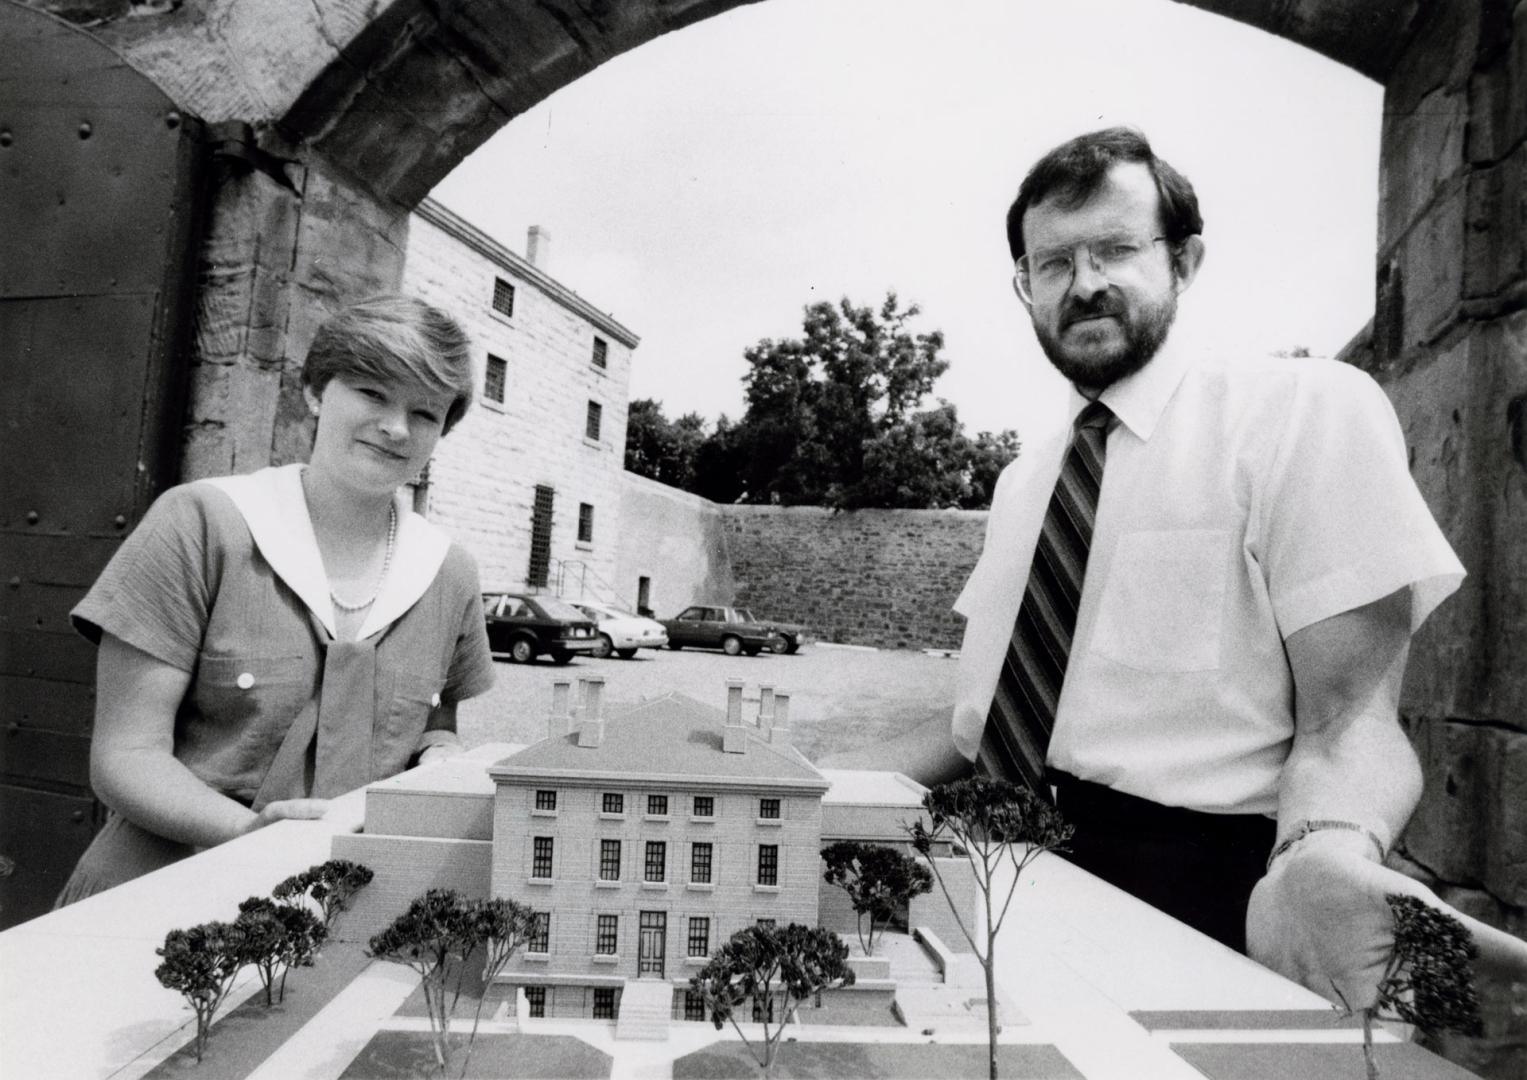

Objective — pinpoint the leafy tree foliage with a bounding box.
[273,858,374,930]
[621,293,1020,509]
[154,921,248,1062]
[689,923,855,1075]
[820,841,933,956]
[908,778,1073,1080]
[235,896,327,1005]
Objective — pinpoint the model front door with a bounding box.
[638,911,666,978]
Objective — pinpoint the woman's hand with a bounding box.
[241,798,332,835]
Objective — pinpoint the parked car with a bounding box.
[660,604,787,657]
[750,611,812,654]
[482,592,600,664]
[570,599,669,659]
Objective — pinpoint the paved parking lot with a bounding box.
[456,643,959,764]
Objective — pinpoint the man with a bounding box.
[829,127,1527,1007]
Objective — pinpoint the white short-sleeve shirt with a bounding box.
[952,342,1464,816]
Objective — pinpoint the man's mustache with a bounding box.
[1060,295,1125,327]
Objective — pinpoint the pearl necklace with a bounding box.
[330,501,397,612]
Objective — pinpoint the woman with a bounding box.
[56,295,496,903]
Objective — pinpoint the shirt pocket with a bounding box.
[189,655,314,779]
[1089,529,1229,673]
[374,671,445,776]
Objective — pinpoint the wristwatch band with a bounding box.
[1266,819,1387,872]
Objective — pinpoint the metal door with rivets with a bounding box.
[0,0,205,928]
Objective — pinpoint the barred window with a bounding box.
[599,839,621,881]
[692,795,713,818]
[602,792,623,814]
[647,793,668,816]
[758,798,780,820]
[585,400,603,441]
[492,276,515,317]
[683,989,706,1021]
[532,837,554,879]
[687,916,710,957]
[591,337,608,369]
[528,912,549,953]
[690,842,712,884]
[755,918,776,929]
[645,841,666,882]
[578,503,594,544]
[752,994,775,1023]
[596,914,618,955]
[484,354,506,403]
[757,844,778,886]
[526,987,546,1017]
[534,789,557,811]
[593,987,616,1019]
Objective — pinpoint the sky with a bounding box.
[431,0,1383,442]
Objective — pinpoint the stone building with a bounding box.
[402,198,639,598]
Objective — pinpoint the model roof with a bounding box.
[489,691,829,791]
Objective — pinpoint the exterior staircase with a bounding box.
[615,979,672,1040]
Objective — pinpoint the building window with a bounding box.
[600,839,621,881]
[534,789,557,811]
[532,837,554,879]
[647,793,668,817]
[692,796,713,818]
[602,792,624,814]
[492,276,515,317]
[578,502,594,544]
[645,841,666,882]
[585,400,603,441]
[484,354,506,404]
[528,912,549,953]
[592,336,608,369]
[755,918,776,929]
[690,842,712,884]
[752,994,775,1023]
[592,988,616,1020]
[757,845,778,886]
[526,987,546,1017]
[687,917,710,957]
[528,485,554,589]
[684,990,706,1021]
[596,914,618,955]
[759,798,780,820]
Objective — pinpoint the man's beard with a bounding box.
[1034,289,1177,392]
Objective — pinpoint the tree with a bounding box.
[820,841,933,955]
[154,921,249,1062]
[907,778,1073,1080]
[624,399,710,490]
[273,858,374,930]
[235,896,327,1005]
[689,923,855,1076]
[965,429,1022,509]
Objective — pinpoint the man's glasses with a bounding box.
[1014,234,1172,304]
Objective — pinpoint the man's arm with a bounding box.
[815,713,974,788]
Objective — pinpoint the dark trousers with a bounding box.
[1048,771,1276,954]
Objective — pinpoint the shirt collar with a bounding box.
[1066,333,1194,442]
[202,464,451,640]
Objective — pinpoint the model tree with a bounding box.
[689,922,855,1076]
[273,858,375,930]
[234,896,327,1005]
[907,777,1073,1080]
[153,921,249,1063]
[820,841,933,955]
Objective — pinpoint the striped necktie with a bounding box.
[979,399,1112,791]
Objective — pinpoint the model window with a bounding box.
[757,844,778,886]
[528,912,550,953]
[755,918,776,929]
[592,336,608,369]
[690,842,713,884]
[593,987,616,1019]
[752,994,775,1023]
[492,276,515,318]
[683,989,706,1021]
[645,841,666,882]
[532,837,554,879]
[484,354,507,403]
[526,986,546,1017]
[758,798,780,820]
[599,839,621,881]
[585,400,603,441]
[687,917,710,957]
[692,795,714,818]
[534,789,557,811]
[596,914,618,955]
[647,793,668,816]
[602,792,623,814]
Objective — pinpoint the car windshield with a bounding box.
[534,596,590,621]
[735,609,756,621]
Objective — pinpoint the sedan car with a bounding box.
[571,599,669,659]
[482,592,600,664]
[660,604,785,657]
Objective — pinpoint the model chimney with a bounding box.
[577,675,606,747]
[769,693,792,745]
[758,685,775,736]
[549,680,573,738]
[527,225,551,269]
[723,679,748,754]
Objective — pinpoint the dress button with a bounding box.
[236,672,255,690]
[430,692,442,708]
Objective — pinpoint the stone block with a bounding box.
[1465,143,1527,302]
[1393,178,1468,350]
[1380,83,1469,249]
[1382,0,1481,119]
[1466,3,1527,164]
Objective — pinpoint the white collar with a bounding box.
[1067,335,1195,443]
[202,464,452,640]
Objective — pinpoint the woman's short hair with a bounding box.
[1005,127,1203,262]
[302,295,475,434]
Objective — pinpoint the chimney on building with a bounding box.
[549,680,573,738]
[758,685,775,737]
[769,693,792,745]
[723,679,748,754]
[577,675,606,748]
[527,225,551,270]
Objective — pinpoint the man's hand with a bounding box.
[1248,831,1527,1010]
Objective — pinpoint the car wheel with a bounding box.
[770,638,789,654]
[784,641,800,655]
[508,638,535,664]
[550,649,573,665]
[593,634,614,659]
[616,648,638,660]
[721,635,742,657]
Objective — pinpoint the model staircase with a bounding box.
[615,979,672,1040]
